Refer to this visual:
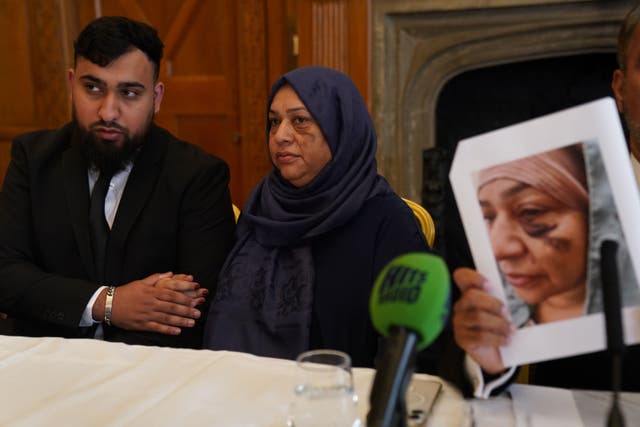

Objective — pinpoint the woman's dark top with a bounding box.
[309,192,430,367]
[206,190,432,368]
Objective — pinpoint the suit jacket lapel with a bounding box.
[106,126,167,283]
[62,139,95,280]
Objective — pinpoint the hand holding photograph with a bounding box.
[450,97,640,367]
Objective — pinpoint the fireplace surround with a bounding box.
[371,0,634,203]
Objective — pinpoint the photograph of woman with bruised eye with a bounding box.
[474,142,640,326]
[475,144,588,324]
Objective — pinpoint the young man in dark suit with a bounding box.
[0,16,236,348]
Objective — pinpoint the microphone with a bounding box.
[367,253,450,427]
[600,240,626,427]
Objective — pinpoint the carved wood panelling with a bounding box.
[0,1,34,129]
[312,1,348,70]
[0,0,75,187]
[236,0,272,199]
[27,0,71,129]
[294,0,370,105]
[0,0,356,201]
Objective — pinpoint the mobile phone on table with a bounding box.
[407,379,443,426]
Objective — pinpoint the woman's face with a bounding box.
[478,178,588,307]
[268,85,332,187]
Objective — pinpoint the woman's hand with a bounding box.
[155,273,208,305]
[452,267,513,375]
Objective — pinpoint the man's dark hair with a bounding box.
[617,5,640,71]
[74,16,164,80]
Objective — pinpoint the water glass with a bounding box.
[286,349,362,427]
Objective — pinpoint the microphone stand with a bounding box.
[394,353,414,427]
[367,326,417,427]
[608,352,624,427]
[600,240,626,427]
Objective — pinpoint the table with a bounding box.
[0,335,468,426]
[1,335,638,426]
[469,383,640,426]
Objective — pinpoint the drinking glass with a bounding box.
[286,349,362,427]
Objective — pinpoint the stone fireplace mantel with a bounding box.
[372,0,634,202]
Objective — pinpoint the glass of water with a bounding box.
[286,349,362,427]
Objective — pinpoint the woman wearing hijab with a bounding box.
[203,66,432,368]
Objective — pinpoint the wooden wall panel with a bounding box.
[0,2,34,128]
[73,0,250,203]
[27,0,72,129]
[0,0,32,173]
[311,1,348,69]
[292,0,370,106]
[236,0,272,200]
[0,0,73,187]
[266,0,296,86]
[0,0,370,200]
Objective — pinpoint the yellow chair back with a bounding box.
[232,204,241,222]
[401,198,435,248]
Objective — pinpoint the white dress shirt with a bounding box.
[79,164,134,332]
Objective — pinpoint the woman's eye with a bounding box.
[268,118,281,128]
[481,209,495,224]
[517,206,557,237]
[519,207,544,223]
[523,222,556,238]
[293,116,311,125]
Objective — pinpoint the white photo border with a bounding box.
[449,97,640,367]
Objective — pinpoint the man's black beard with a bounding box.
[72,114,151,174]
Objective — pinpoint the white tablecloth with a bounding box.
[5,335,633,426]
[0,335,469,427]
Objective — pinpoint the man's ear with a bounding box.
[612,69,625,113]
[67,68,76,104]
[153,81,165,113]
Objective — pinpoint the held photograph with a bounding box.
[449,98,640,367]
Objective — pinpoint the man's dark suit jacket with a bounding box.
[0,122,236,348]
